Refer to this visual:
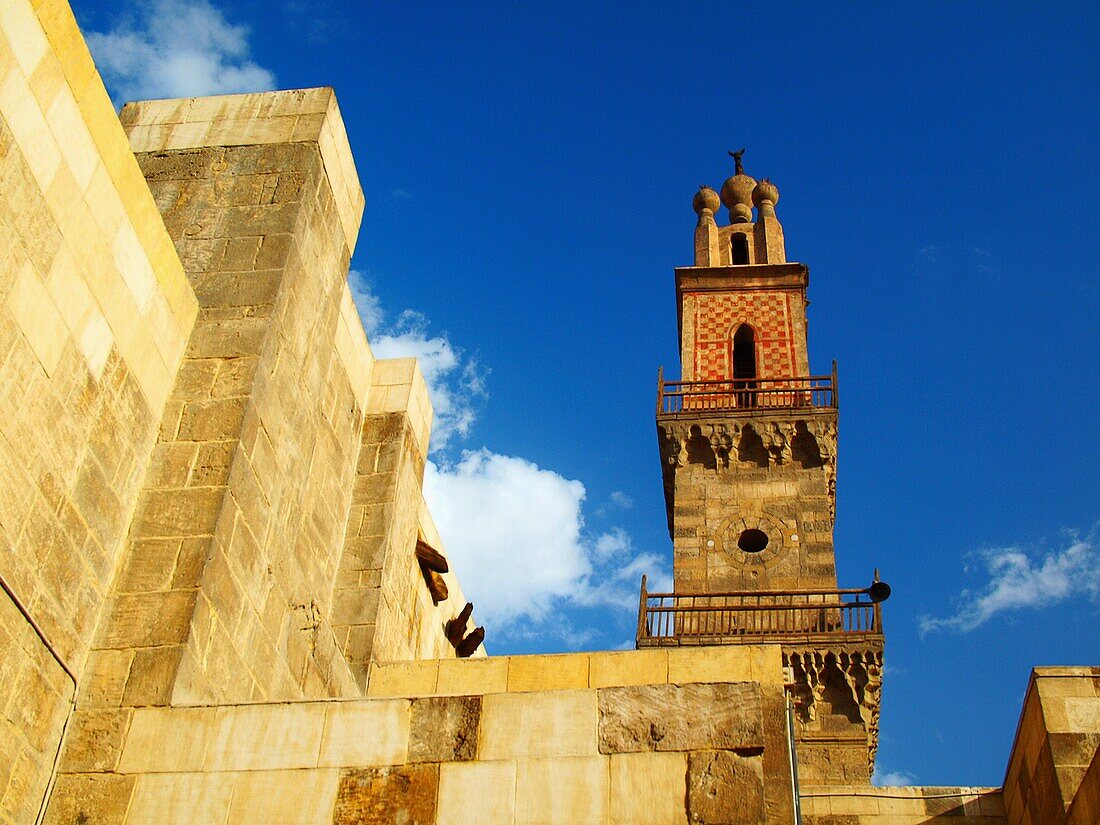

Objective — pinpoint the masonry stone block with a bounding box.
[610,752,689,825]
[58,708,131,772]
[206,703,326,772]
[598,683,764,754]
[224,769,340,825]
[507,653,589,693]
[43,772,135,825]
[437,761,517,825]
[687,750,765,825]
[408,695,480,763]
[515,756,610,825]
[667,646,754,685]
[127,772,236,824]
[98,590,197,649]
[436,657,509,696]
[118,706,214,774]
[319,700,410,768]
[589,650,668,688]
[122,645,183,706]
[481,690,598,761]
[367,660,440,698]
[332,765,438,825]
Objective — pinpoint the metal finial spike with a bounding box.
[728,147,746,175]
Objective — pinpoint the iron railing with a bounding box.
[636,575,884,647]
[656,362,837,416]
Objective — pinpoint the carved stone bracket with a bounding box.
[658,414,837,475]
[783,644,883,778]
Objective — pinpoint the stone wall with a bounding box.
[45,646,797,824]
[0,5,483,812]
[0,1,197,820]
[660,411,838,592]
[82,88,367,708]
[333,357,476,686]
[681,289,808,383]
[1002,667,1100,825]
[801,785,1006,824]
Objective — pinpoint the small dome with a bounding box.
[721,174,756,224]
[693,186,720,215]
[752,178,780,208]
[720,174,757,211]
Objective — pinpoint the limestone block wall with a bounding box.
[45,646,797,824]
[80,88,367,709]
[801,785,1006,824]
[333,357,478,686]
[0,1,197,820]
[1002,667,1100,825]
[663,413,838,592]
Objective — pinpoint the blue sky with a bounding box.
[71,0,1099,788]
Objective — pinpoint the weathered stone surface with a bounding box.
[687,750,765,825]
[598,682,764,753]
[332,765,438,825]
[43,773,136,825]
[759,683,795,823]
[58,709,132,773]
[408,696,480,762]
[610,752,688,825]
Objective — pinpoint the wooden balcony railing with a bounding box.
[656,362,837,416]
[635,575,886,647]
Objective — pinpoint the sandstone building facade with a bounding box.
[0,1,1096,823]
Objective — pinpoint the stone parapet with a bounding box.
[1003,667,1100,825]
[119,87,364,256]
[366,644,784,698]
[801,785,1006,824]
[45,646,797,824]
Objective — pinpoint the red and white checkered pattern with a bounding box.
[691,292,798,380]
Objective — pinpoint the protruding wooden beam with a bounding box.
[415,538,449,573]
[455,626,485,658]
[423,568,449,604]
[447,602,474,647]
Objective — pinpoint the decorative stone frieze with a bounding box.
[784,644,884,778]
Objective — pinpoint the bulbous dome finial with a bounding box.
[720,148,756,224]
[693,185,720,216]
[752,178,780,217]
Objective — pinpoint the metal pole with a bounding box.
[787,689,804,825]
[0,571,78,825]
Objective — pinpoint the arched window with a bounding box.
[732,324,757,407]
[731,234,749,265]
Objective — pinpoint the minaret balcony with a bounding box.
[656,365,837,421]
[635,575,886,648]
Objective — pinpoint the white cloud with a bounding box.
[919,528,1100,634]
[86,0,276,103]
[609,491,634,509]
[424,450,670,636]
[348,274,669,644]
[871,766,916,787]
[349,271,384,337]
[350,272,486,452]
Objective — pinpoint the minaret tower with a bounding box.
[660,151,837,592]
[640,151,887,786]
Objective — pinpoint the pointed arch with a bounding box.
[731,233,750,265]
[731,323,758,407]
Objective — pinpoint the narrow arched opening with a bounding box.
[732,324,757,407]
[731,233,749,265]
